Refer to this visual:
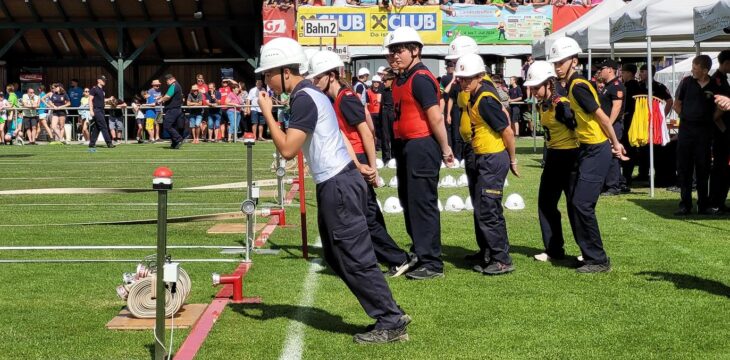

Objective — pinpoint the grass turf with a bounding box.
[0,140,728,359]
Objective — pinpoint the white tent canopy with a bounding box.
[611,0,718,43]
[694,0,730,43]
[531,0,625,59]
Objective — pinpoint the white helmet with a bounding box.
[446,36,479,60]
[302,49,319,75]
[524,61,557,87]
[377,66,387,74]
[376,176,385,188]
[504,193,525,210]
[438,175,457,188]
[464,196,473,210]
[375,158,384,169]
[454,53,485,78]
[387,26,423,47]
[547,37,581,63]
[457,173,468,187]
[459,159,465,168]
[383,197,403,214]
[438,199,444,212]
[445,195,465,212]
[307,50,344,80]
[357,67,370,77]
[388,176,399,188]
[255,37,307,74]
[440,161,446,169]
[386,159,397,169]
[372,75,382,83]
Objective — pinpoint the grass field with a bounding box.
[0,139,729,360]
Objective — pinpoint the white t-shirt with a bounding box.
[247,87,261,113]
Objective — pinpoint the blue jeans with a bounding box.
[227,109,241,135]
[208,113,221,129]
[188,114,203,128]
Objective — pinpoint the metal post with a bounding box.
[117,57,124,101]
[245,140,254,262]
[276,151,285,206]
[297,151,307,259]
[647,36,655,198]
[610,43,614,60]
[587,48,592,79]
[671,54,677,97]
[123,107,128,144]
[695,42,701,57]
[152,167,173,360]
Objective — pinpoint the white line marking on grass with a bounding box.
[279,259,324,360]
[0,203,243,207]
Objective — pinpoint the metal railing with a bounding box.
[3,104,285,144]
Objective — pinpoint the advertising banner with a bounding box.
[263,7,297,44]
[552,5,592,32]
[296,6,442,46]
[441,5,552,45]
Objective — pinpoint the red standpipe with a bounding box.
[297,151,308,260]
[212,273,242,302]
[269,208,286,226]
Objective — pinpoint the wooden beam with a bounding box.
[53,0,86,57]
[0,29,27,58]
[0,0,32,55]
[167,1,191,57]
[78,29,117,68]
[26,0,62,59]
[138,0,165,59]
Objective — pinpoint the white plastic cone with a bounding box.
[457,174,468,187]
[383,197,403,214]
[445,195,465,212]
[504,193,525,210]
[376,158,385,169]
[386,159,397,169]
[438,199,444,212]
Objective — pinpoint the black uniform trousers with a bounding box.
[316,162,404,330]
[474,150,511,265]
[372,112,383,151]
[393,136,443,272]
[538,148,578,258]
[569,141,611,265]
[355,153,408,267]
[89,109,112,147]
[604,121,623,192]
[164,108,185,145]
[380,110,394,163]
[710,120,730,209]
[677,122,713,211]
[448,111,463,161]
[462,143,487,256]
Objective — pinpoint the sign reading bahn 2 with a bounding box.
[296,6,443,45]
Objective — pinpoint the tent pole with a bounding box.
[647,36,655,198]
[695,42,701,57]
[671,54,676,98]
[588,48,592,79]
[610,43,614,60]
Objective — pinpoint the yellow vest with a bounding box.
[539,97,579,150]
[567,77,608,145]
[468,89,506,155]
[458,74,495,142]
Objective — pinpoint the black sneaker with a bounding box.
[482,262,514,275]
[405,266,444,280]
[576,262,611,273]
[390,253,418,278]
[620,185,631,194]
[107,143,116,148]
[137,138,144,144]
[601,190,619,197]
[472,262,487,273]
[674,207,691,216]
[354,317,410,344]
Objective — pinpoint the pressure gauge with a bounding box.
[276,166,286,177]
[241,199,256,215]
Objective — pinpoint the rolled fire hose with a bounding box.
[117,264,191,319]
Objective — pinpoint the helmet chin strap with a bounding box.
[323,74,332,95]
[279,68,286,95]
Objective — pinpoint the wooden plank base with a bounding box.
[106,304,208,330]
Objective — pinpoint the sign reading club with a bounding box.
[388,13,437,31]
[315,14,366,31]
